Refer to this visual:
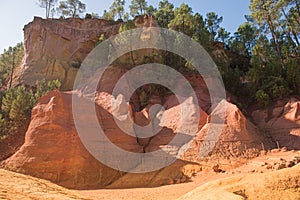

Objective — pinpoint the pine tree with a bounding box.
[37,0,58,18]
[154,0,175,28]
[57,0,86,18]
[130,0,148,17]
[168,3,195,37]
[205,12,223,41]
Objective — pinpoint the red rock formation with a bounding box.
[145,95,208,153]
[252,98,300,149]
[13,17,122,90]
[1,90,201,188]
[1,91,123,189]
[182,100,274,161]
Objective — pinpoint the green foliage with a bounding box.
[103,0,126,20]
[0,80,61,138]
[146,5,157,16]
[139,90,148,107]
[102,10,114,20]
[95,34,106,47]
[57,0,86,18]
[48,79,62,91]
[205,12,223,41]
[130,0,148,17]
[286,58,300,94]
[222,67,242,94]
[85,13,99,19]
[0,43,24,89]
[217,27,230,44]
[154,0,175,28]
[230,22,258,57]
[192,13,211,51]
[8,87,33,124]
[34,79,61,102]
[261,76,290,99]
[119,20,136,32]
[168,3,195,37]
[1,86,34,134]
[255,90,270,107]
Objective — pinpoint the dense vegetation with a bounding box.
[0,43,23,89]
[0,79,61,139]
[100,0,300,108]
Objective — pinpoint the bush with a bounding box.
[0,86,33,135]
[286,58,300,94]
[255,90,270,107]
[85,13,92,19]
[261,76,290,99]
[0,79,61,138]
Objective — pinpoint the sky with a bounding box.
[0,0,250,54]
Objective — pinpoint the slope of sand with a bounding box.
[1,151,299,200]
[0,169,88,200]
[179,163,300,200]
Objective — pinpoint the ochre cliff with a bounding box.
[252,98,300,149]
[1,90,202,189]
[13,17,122,90]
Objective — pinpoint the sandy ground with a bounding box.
[0,150,299,200]
[76,150,300,200]
[77,172,231,200]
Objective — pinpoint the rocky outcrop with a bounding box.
[252,98,300,149]
[144,95,208,153]
[1,90,201,189]
[13,17,122,90]
[182,100,275,161]
[1,91,123,189]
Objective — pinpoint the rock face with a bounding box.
[182,100,275,161]
[144,95,208,153]
[252,98,300,149]
[13,17,122,90]
[1,90,201,189]
[1,91,122,189]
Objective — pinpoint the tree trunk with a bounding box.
[46,1,49,19]
[267,16,283,64]
[291,29,300,46]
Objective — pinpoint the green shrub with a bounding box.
[255,90,270,107]
[0,79,61,138]
[261,76,290,99]
[95,34,106,47]
[85,13,92,19]
[286,58,300,94]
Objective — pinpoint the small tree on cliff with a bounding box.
[57,0,86,18]
[130,0,148,17]
[103,0,126,20]
[37,0,58,19]
[0,43,24,89]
